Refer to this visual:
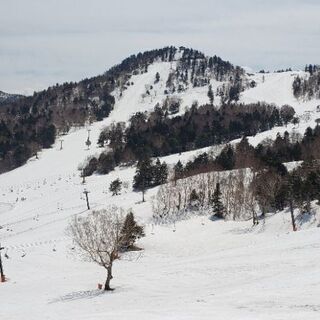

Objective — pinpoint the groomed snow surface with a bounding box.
[1,65,320,319]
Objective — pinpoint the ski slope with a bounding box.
[241,71,318,115]
[1,64,320,320]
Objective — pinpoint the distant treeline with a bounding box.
[293,65,320,100]
[174,125,320,178]
[82,102,295,176]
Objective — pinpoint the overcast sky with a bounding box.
[1,0,320,95]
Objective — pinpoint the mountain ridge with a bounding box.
[0,90,23,104]
[1,46,319,174]
[0,46,246,172]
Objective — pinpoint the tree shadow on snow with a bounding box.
[48,289,109,304]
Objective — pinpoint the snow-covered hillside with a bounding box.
[241,71,314,114]
[1,61,320,320]
[111,61,222,119]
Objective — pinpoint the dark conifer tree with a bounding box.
[133,157,154,202]
[155,72,160,83]
[215,145,235,170]
[133,157,153,191]
[120,211,145,250]
[97,152,116,174]
[173,160,184,184]
[109,178,122,196]
[153,158,168,186]
[212,182,225,219]
[208,84,214,105]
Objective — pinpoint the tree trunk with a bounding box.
[261,206,265,218]
[104,265,113,291]
[177,193,181,211]
[289,198,297,232]
[142,188,145,202]
[252,209,258,225]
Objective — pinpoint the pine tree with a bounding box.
[208,84,214,105]
[120,211,145,250]
[215,145,235,170]
[153,158,168,186]
[133,157,154,202]
[173,160,184,184]
[109,178,122,196]
[97,152,116,174]
[155,72,160,83]
[133,157,153,190]
[212,183,225,219]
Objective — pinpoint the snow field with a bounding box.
[0,63,320,319]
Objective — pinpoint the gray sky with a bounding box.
[1,0,320,95]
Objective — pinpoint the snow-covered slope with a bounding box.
[111,60,222,119]
[240,71,320,146]
[1,61,320,319]
[241,71,314,114]
[114,65,320,149]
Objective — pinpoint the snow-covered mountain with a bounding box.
[0,48,320,320]
[0,90,22,104]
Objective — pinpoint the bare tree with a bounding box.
[246,173,259,225]
[153,169,259,223]
[67,207,124,291]
[252,169,281,217]
[152,182,177,223]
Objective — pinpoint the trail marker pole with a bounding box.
[83,190,90,210]
[0,244,5,282]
